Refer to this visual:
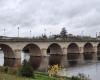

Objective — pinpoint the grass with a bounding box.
[0,72,60,80]
[0,72,71,80]
[35,74,57,80]
[0,72,34,80]
[35,72,58,80]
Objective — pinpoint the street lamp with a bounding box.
[96,32,98,38]
[17,26,19,37]
[30,30,31,38]
[3,28,5,36]
[44,28,46,35]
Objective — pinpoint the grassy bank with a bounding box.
[0,71,71,80]
[0,71,90,80]
[0,65,90,80]
[0,72,60,80]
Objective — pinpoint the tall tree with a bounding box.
[60,27,67,39]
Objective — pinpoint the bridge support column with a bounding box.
[78,47,84,64]
[13,49,21,67]
[4,58,21,67]
[78,53,84,64]
[4,48,21,67]
[92,52,97,63]
[93,46,98,62]
[38,48,49,72]
[61,48,68,68]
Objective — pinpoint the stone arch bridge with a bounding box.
[0,39,100,71]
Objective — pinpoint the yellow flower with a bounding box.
[48,64,62,77]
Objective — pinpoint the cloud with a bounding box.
[0,0,100,37]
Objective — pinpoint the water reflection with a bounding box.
[29,56,42,70]
[21,52,42,70]
[58,63,100,80]
[21,52,30,63]
[4,58,16,67]
[49,54,62,66]
[0,51,30,66]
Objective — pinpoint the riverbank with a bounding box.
[0,72,69,80]
[0,65,90,80]
[0,71,90,80]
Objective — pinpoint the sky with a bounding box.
[0,0,100,37]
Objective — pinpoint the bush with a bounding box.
[18,60,34,78]
[48,64,61,77]
[3,66,9,73]
[70,73,91,80]
[71,76,80,80]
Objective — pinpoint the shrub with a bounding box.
[4,66,9,73]
[18,60,34,78]
[48,64,61,77]
[70,73,91,80]
[71,76,80,80]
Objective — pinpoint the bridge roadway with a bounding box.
[0,38,100,71]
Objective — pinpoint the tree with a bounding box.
[60,27,67,39]
[19,60,34,77]
[42,34,47,39]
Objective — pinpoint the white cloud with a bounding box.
[0,0,100,37]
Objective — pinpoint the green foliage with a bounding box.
[70,76,80,80]
[35,73,57,80]
[18,60,34,78]
[70,73,91,80]
[4,66,9,73]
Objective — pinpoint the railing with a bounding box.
[0,37,100,42]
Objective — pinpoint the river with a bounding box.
[0,52,99,80]
[58,63,100,80]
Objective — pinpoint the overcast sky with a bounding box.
[0,0,100,37]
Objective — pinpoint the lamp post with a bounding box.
[3,28,5,36]
[50,32,51,36]
[96,32,97,38]
[30,30,31,38]
[17,26,19,37]
[44,28,46,34]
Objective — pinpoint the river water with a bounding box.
[58,63,100,80]
[0,52,99,80]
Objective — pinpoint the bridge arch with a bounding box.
[83,43,94,62]
[67,43,80,66]
[0,43,15,67]
[23,43,41,56]
[22,43,42,70]
[47,43,63,66]
[67,43,79,53]
[47,43,62,54]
